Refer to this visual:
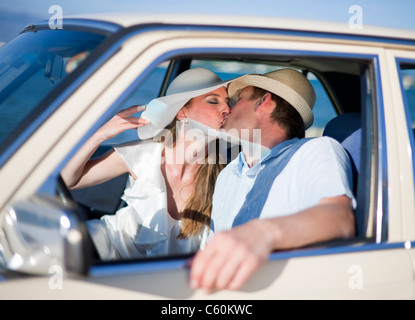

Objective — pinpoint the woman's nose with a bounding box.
[220,102,230,115]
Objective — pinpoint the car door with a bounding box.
[1,21,415,300]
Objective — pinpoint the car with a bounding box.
[1,12,415,300]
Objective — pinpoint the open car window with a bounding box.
[62,51,376,264]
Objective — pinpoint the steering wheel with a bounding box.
[56,174,76,204]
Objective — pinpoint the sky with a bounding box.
[0,0,415,42]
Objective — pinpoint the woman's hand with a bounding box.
[95,105,149,142]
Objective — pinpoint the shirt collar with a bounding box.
[236,137,300,176]
[237,152,261,176]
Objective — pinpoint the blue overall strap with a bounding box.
[232,137,313,228]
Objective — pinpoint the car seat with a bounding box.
[323,113,365,237]
[70,145,128,219]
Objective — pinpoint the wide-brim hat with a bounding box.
[137,68,232,140]
[227,68,316,129]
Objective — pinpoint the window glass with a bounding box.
[0,29,106,147]
[398,63,415,198]
[399,66,415,138]
[190,59,337,136]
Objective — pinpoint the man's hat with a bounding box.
[228,68,316,129]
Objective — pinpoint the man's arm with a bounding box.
[189,195,355,292]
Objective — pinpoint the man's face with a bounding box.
[223,86,257,137]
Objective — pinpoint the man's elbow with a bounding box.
[339,205,356,239]
[321,195,356,239]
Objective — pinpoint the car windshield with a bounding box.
[0,28,106,148]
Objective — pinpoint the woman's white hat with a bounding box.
[227,68,316,129]
[137,68,232,140]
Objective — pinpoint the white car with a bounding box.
[1,13,415,300]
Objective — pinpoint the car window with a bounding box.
[190,59,337,137]
[0,28,106,148]
[64,52,372,266]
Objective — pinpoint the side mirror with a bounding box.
[0,195,92,276]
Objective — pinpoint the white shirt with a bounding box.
[202,137,355,246]
[87,140,202,260]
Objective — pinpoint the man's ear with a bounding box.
[176,108,187,120]
[254,93,272,112]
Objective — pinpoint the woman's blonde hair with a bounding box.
[178,138,225,238]
[160,105,226,239]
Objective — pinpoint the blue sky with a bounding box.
[0,0,414,41]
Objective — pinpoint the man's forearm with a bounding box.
[256,195,355,251]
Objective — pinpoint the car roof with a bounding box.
[66,12,415,42]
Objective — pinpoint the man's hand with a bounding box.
[189,220,274,292]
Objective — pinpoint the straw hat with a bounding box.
[227,68,316,129]
[137,68,232,140]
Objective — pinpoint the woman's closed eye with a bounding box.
[208,99,219,105]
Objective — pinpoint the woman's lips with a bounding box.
[220,115,229,129]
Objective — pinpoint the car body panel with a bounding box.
[70,13,415,43]
[1,244,414,299]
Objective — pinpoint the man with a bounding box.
[189,68,356,292]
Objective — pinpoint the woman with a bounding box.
[61,68,232,260]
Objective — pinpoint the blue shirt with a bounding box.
[208,137,355,237]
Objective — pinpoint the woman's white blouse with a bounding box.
[87,140,202,260]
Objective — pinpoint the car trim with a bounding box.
[268,240,412,261]
[373,57,389,242]
[21,18,123,36]
[66,16,415,48]
[88,240,415,277]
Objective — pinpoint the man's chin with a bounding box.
[221,120,232,131]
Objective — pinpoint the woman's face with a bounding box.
[178,87,230,129]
